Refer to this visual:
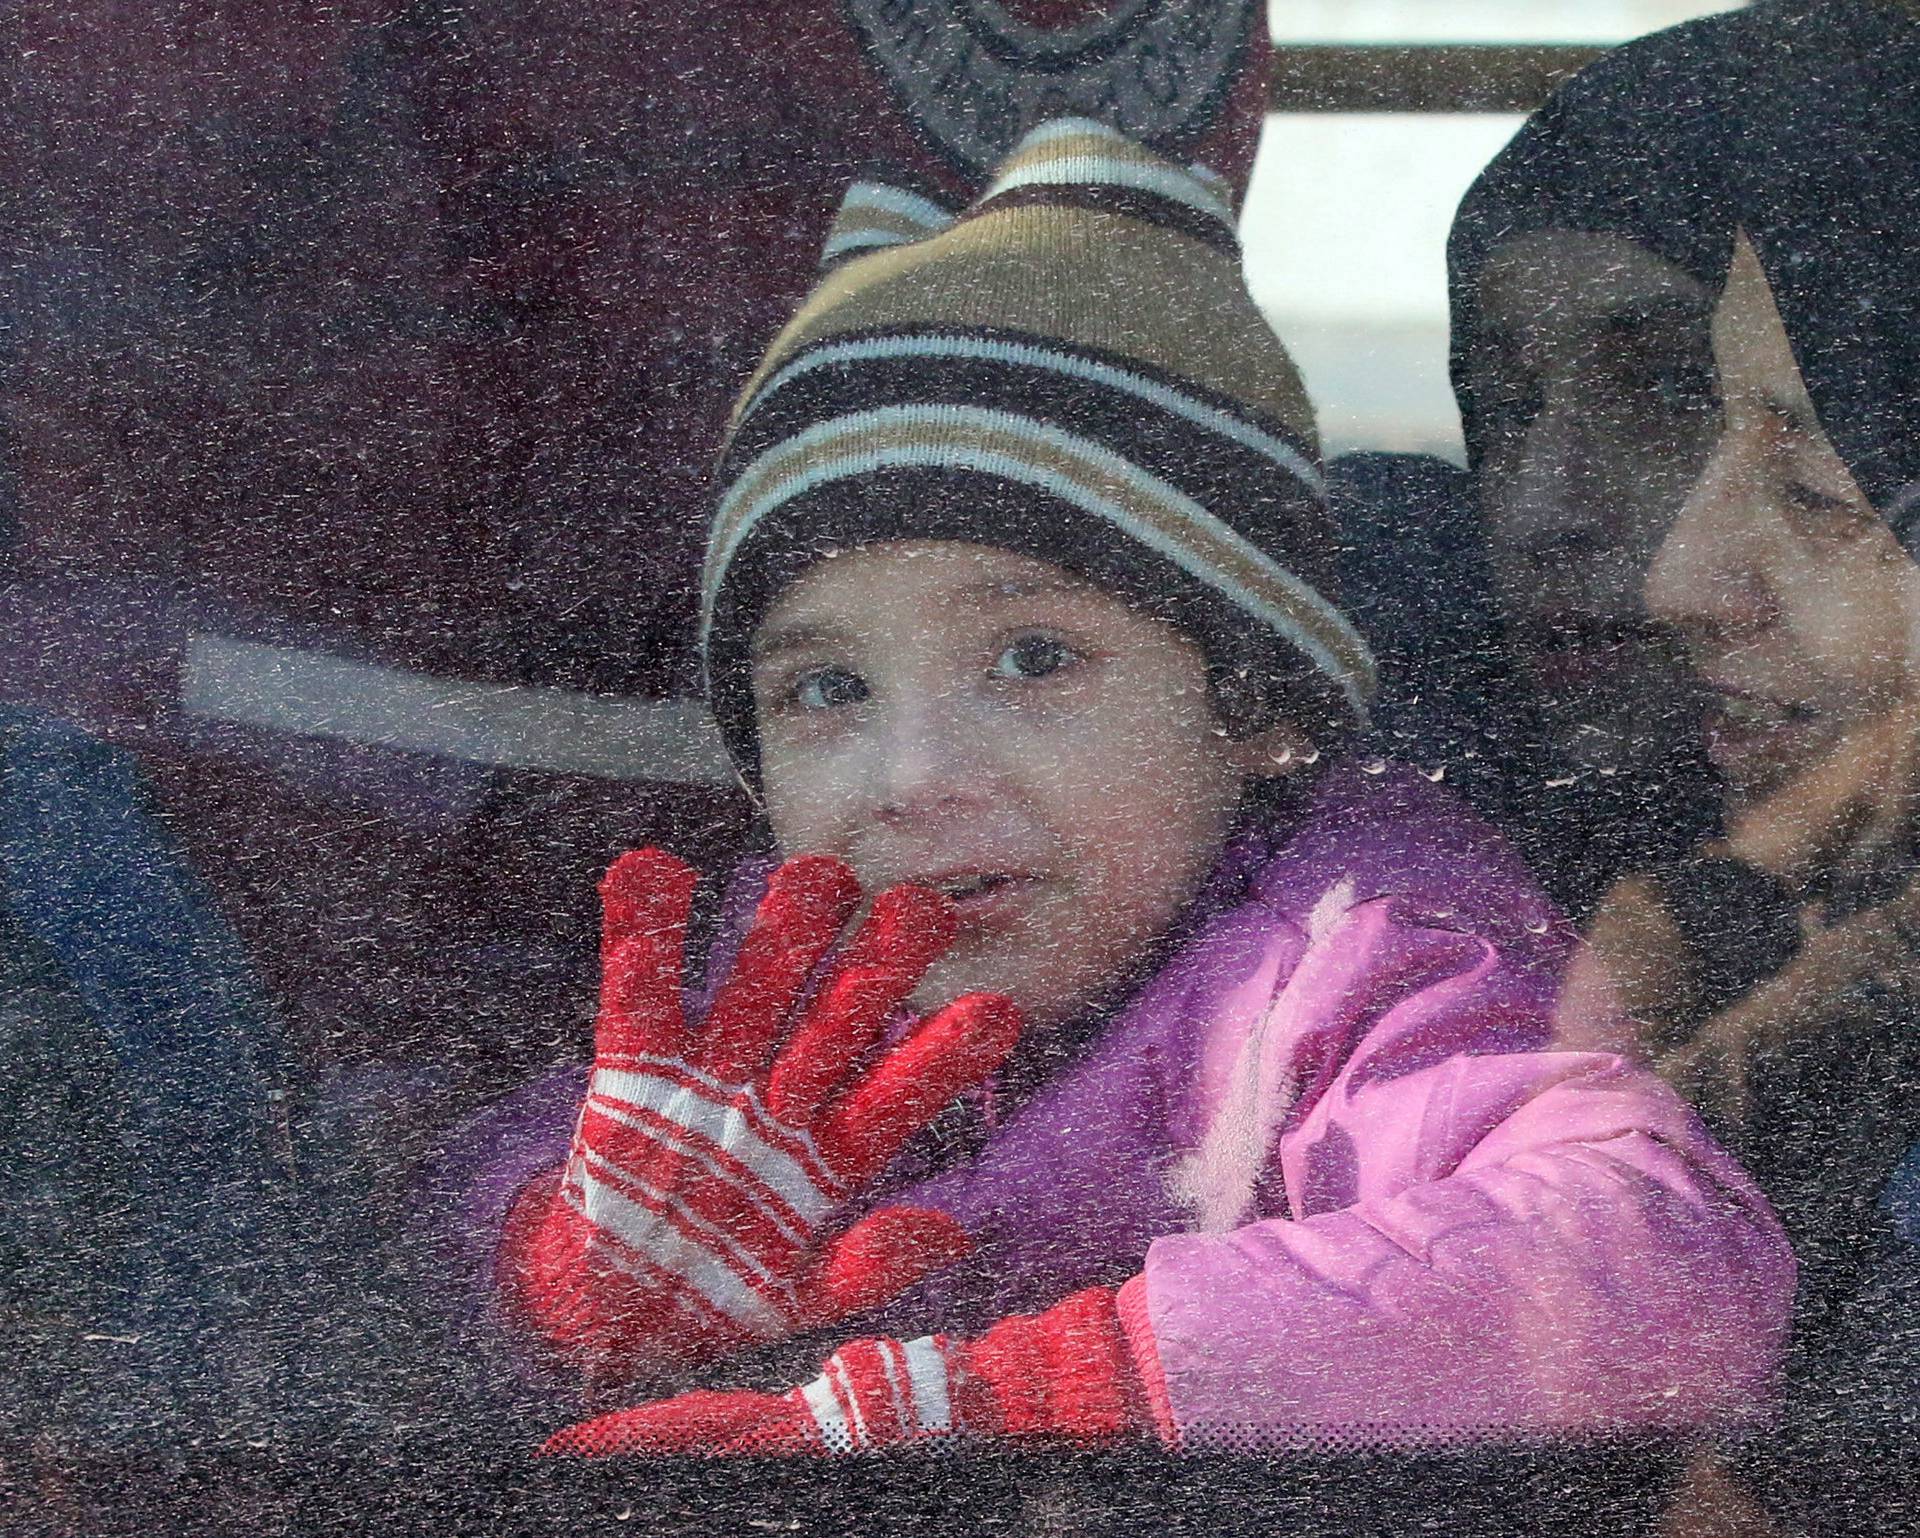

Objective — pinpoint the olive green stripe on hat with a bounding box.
[733,203,1317,452]
[704,404,1376,714]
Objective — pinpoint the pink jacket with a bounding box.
[448,762,1793,1448]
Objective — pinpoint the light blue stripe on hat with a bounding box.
[820,181,958,265]
[984,117,1234,226]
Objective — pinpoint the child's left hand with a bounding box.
[536,1288,1153,1457]
[501,848,1023,1384]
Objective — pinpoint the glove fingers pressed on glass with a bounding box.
[500,848,1023,1384]
[539,1285,1168,1457]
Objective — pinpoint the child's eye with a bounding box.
[788,665,870,710]
[989,633,1081,682]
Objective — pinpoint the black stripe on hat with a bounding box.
[703,464,1355,788]
[732,328,1319,493]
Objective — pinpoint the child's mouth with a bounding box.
[935,872,1014,903]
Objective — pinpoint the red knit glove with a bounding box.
[501,848,1023,1382]
[539,1287,1156,1457]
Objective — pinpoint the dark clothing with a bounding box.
[1739,1147,1920,1535]
[1327,452,1716,921]
[1445,12,1746,472]
[0,707,295,1449]
[1450,0,1920,549]
[1734,1,1920,546]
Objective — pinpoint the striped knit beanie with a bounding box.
[701,118,1376,784]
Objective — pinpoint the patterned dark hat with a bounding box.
[702,118,1376,783]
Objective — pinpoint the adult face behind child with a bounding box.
[1646,234,1920,883]
[749,539,1302,1033]
[1618,19,1920,1496]
[1446,11,1747,786]
[1467,229,1718,773]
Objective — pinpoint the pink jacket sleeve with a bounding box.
[1129,887,1795,1451]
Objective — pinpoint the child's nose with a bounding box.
[866,697,982,823]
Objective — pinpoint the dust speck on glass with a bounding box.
[3,1,1915,1534]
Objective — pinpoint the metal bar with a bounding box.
[1269,44,1607,113]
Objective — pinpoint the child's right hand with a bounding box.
[499,848,1021,1387]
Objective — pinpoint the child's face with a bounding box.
[751,539,1280,1030]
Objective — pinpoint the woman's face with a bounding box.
[1644,235,1920,808]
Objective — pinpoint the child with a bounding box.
[462,120,1792,1456]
